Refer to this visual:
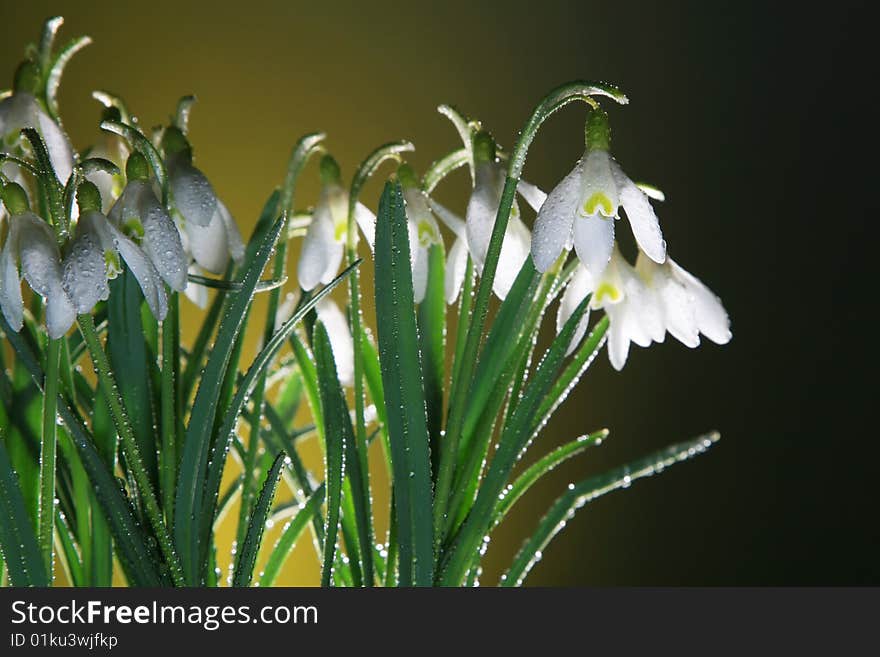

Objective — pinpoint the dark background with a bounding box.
[2,1,874,584]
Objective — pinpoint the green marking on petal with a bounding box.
[104,250,122,278]
[417,220,437,246]
[594,282,621,305]
[583,193,614,216]
[123,218,145,242]
[334,219,347,242]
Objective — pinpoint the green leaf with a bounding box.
[232,452,286,587]
[259,484,325,587]
[418,244,446,480]
[492,429,608,528]
[0,431,48,587]
[439,294,592,585]
[374,181,434,587]
[1,317,169,586]
[501,433,720,586]
[174,215,284,584]
[314,319,373,586]
[107,270,159,492]
[198,264,359,581]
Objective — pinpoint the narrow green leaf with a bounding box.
[418,244,446,482]
[313,321,348,587]
[374,181,434,587]
[492,429,608,528]
[259,484,325,587]
[174,216,284,584]
[232,452,286,587]
[439,294,591,585]
[501,433,720,586]
[0,432,48,587]
[314,320,373,586]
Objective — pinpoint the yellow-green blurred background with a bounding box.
[2,1,875,584]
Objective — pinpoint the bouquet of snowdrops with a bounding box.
[0,17,730,587]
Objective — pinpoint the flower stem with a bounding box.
[432,81,627,562]
[38,337,61,582]
[160,293,180,524]
[78,313,185,587]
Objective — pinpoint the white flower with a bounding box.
[159,127,244,279]
[398,165,443,303]
[0,92,75,186]
[428,136,545,303]
[85,131,129,213]
[558,246,730,370]
[532,108,665,278]
[634,252,732,348]
[108,171,187,292]
[297,156,376,291]
[0,185,75,338]
[61,182,168,321]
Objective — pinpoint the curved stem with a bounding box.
[431,80,627,560]
[78,313,185,587]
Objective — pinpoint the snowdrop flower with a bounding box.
[0,61,75,186]
[397,163,442,303]
[634,252,732,348]
[107,152,187,292]
[61,181,168,320]
[463,131,544,300]
[426,199,468,304]
[0,182,75,338]
[532,108,665,278]
[559,246,730,370]
[275,292,354,387]
[297,154,376,291]
[558,246,663,370]
[163,127,244,280]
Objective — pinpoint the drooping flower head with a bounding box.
[0,181,75,338]
[162,126,244,302]
[62,180,171,321]
[559,245,730,370]
[297,154,376,291]
[397,163,442,303]
[0,61,75,187]
[532,107,666,279]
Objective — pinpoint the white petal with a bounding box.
[0,219,24,330]
[605,305,631,371]
[445,235,468,305]
[411,244,429,303]
[184,263,208,308]
[516,178,547,213]
[44,283,76,339]
[465,161,505,268]
[36,108,75,186]
[316,298,354,387]
[62,211,110,314]
[493,215,531,300]
[112,225,168,320]
[133,183,188,291]
[616,166,666,264]
[216,200,245,265]
[531,160,581,272]
[184,207,231,275]
[636,254,698,348]
[170,162,217,227]
[298,200,340,291]
[354,202,376,252]
[557,264,594,356]
[671,260,731,345]
[579,150,618,218]
[572,213,615,278]
[428,198,466,238]
[17,212,63,299]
